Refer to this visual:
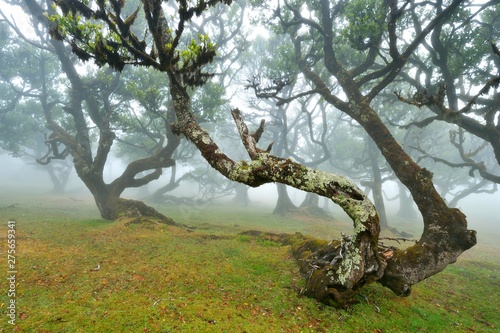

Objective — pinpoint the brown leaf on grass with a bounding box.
[132,274,145,282]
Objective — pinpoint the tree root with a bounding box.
[115,198,176,225]
[239,230,385,308]
[0,203,19,209]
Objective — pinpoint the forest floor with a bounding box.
[0,190,498,332]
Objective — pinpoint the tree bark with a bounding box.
[351,100,476,296]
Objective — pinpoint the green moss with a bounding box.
[402,243,431,263]
[237,235,250,242]
[257,238,281,247]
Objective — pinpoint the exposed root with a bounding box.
[0,203,19,209]
[239,230,386,308]
[116,198,176,226]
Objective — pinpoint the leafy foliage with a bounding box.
[342,0,386,51]
[48,0,228,87]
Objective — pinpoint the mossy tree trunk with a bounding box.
[171,82,385,305]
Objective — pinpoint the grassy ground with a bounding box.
[0,191,498,332]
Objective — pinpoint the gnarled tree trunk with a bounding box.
[353,99,476,296]
[171,81,385,305]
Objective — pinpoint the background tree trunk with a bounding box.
[273,183,297,215]
[300,193,332,219]
[232,183,251,206]
[367,139,389,229]
[396,182,418,221]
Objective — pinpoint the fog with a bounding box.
[0,154,84,193]
[0,0,497,252]
[2,152,498,247]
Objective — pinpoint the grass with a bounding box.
[0,191,499,332]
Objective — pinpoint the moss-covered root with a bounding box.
[240,230,386,308]
[114,198,177,225]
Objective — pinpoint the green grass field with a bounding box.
[0,190,498,332]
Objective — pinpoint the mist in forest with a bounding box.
[1,151,498,247]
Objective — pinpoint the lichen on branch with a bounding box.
[173,103,384,305]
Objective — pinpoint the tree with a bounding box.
[393,0,500,183]
[250,0,481,300]
[47,0,479,307]
[0,22,74,193]
[2,0,184,220]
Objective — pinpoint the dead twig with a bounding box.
[379,237,417,244]
[90,263,101,271]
